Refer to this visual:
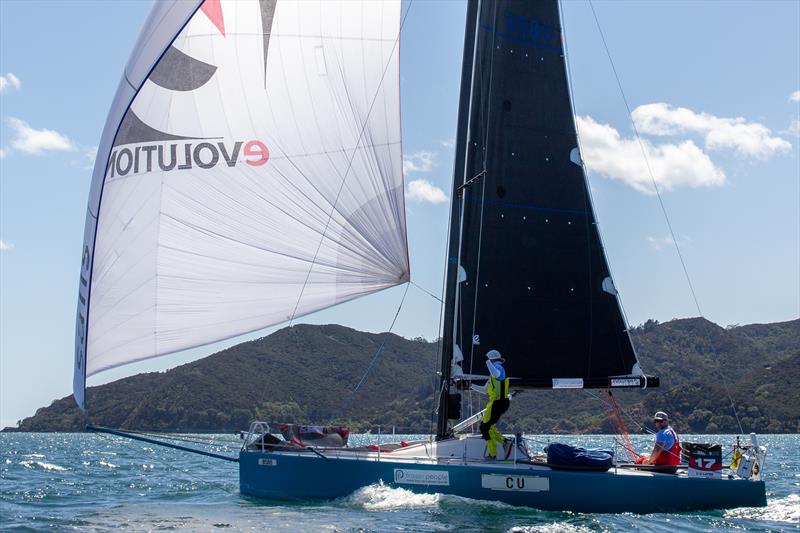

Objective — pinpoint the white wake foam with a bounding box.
[343,481,442,509]
[724,494,800,523]
[342,481,517,511]
[20,460,66,471]
[511,525,594,533]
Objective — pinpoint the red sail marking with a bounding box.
[201,0,226,36]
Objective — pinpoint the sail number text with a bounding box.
[481,474,549,492]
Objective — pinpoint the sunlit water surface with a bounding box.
[1,433,798,532]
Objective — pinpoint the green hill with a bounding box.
[5,318,799,434]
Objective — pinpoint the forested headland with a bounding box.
[6,317,798,434]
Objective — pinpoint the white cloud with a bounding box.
[80,145,98,169]
[0,147,7,159]
[647,234,691,251]
[440,138,455,148]
[0,73,21,93]
[403,150,436,174]
[576,115,726,194]
[406,178,448,204]
[783,119,800,138]
[0,240,14,251]
[7,117,75,155]
[790,91,800,102]
[632,103,791,159]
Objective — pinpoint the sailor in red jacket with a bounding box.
[642,411,681,466]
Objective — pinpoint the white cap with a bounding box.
[486,349,502,361]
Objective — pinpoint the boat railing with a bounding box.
[733,433,767,481]
[242,420,271,451]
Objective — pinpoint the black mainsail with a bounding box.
[438,0,657,438]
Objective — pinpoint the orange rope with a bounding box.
[607,390,641,462]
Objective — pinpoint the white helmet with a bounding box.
[486,349,503,361]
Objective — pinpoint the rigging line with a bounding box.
[431,158,452,438]
[558,1,595,377]
[444,0,484,426]
[587,0,743,434]
[581,389,654,436]
[586,0,702,316]
[130,431,242,450]
[411,280,444,304]
[468,0,498,386]
[94,431,239,495]
[469,175,488,354]
[561,0,640,371]
[288,1,414,327]
[455,0,483,382]
[607,390,640,460]
[330,282,411,423]
[433,379,448,416]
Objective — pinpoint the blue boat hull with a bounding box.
[238,450,766,513]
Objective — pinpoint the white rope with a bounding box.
[331,282,411,422]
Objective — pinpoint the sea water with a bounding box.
[1,433,797,532]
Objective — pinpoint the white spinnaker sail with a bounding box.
[74,0,408,410]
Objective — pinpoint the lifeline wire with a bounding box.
[587,0,743,435]
[332,282,411,422]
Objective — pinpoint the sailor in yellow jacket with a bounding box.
[471,349,510,458]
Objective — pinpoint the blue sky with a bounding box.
[1,0,798,428]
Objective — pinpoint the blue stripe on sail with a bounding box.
[479,24,562,53]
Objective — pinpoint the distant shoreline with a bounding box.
[8,319,799,434]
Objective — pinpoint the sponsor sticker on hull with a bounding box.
[394,469,450,486]
[481,474,549,492]
[258,458,277,466]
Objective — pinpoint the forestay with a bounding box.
[74,0,408,409]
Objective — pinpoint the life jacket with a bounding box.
[487,373,510,402]
[654,426,681,466]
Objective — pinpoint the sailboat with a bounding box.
[74,0,767,513]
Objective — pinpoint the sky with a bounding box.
[1,0,798,429]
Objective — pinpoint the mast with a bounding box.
[437,0,480,440]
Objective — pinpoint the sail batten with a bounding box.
[75,0,408,410]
